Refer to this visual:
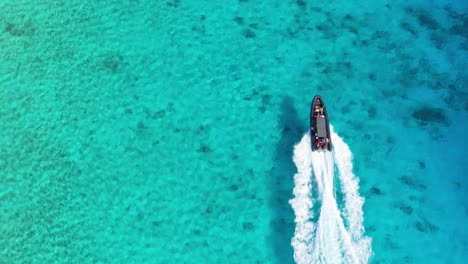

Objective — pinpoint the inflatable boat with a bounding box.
[310,95,332,151]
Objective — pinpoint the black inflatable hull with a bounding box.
[310,95,332,151]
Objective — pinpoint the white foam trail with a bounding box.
[289,134,314,263]
[331,126,373,262]
[290,128,373,264]
[311,150,359,264]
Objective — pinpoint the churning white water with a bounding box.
[290,126,372,264]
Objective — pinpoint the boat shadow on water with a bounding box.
[268,96,303,264]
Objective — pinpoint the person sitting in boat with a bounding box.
[323,138,329,148]
[314,106,321,118]
[314,105,320,114]
[316,140,322,148]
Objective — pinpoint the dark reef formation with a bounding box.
[412,107,449,126]
[414,216,439,233]
[399,175,427,191]
[392,200,414,215]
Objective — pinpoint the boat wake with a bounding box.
[289,126,372,264]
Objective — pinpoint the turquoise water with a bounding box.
[0,0,467,263]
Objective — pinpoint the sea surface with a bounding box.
[0,0,467,263]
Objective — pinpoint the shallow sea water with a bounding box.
[0,0,467,263]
